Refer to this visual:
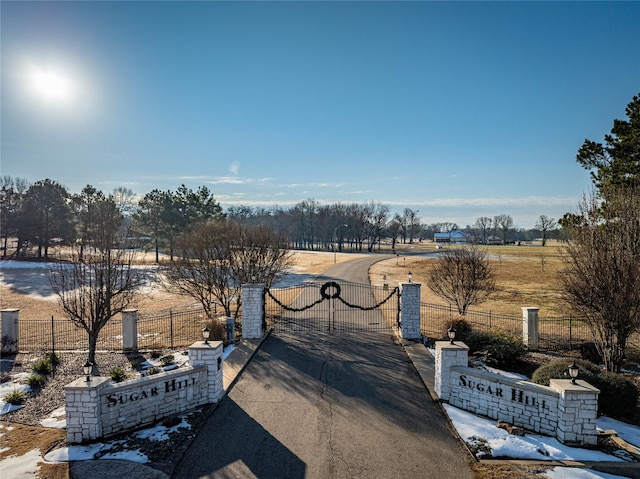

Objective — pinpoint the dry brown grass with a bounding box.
[0,422,69,479]
[371,243,568,317]
[0,250,365,320]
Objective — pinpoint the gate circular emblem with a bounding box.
[320,281,341,300]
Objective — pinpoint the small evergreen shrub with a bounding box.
[465,330,527,368]
[27,374,47,388]
[109,367,127,383]
[45,352,61,366]
[4,390,27,405]
[531,358,601,386]
[32,359,52,375]
[592,371,638,419]
[444,318,472,342]
[532,358,639,419]
[159,354,175,367]
[150,350,162,359]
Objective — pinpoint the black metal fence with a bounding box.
[13,306,221,352]
[137,307,213,349]
[419,302,640,352]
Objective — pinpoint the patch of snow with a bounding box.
[443,404,623,462]
[134,417,191,442]
[598,416,640,452]
[40,406,67,429]
[0,448,41,478]
[543,467,630,479]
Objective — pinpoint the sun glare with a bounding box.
[30,69,72,103]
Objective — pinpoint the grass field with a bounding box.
[370,242,568,318]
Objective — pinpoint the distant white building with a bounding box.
[433,229,472,244]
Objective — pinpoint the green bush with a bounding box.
[45,352,62,366]
[32,359,52,375]
[444,318,472,342]
[465,330,527,368]
[5,390,27,405]
[159,355,175,367]
[109,367,127,383]
[27,374,47,388]
[532,358,639,419]
[592,371,639,419]
[531,358,602,386]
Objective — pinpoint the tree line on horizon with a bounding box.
[0,176,561,261]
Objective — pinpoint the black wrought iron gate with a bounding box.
[264,281,400,333]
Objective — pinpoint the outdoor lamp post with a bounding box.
[568,360,579,384]
[333,224,348,264]
[447,327,456,345]
[84,362,92,383]
[407,271,412,282]
[202,326,210,344]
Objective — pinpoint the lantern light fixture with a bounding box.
[568,360,579,384]
[202,326,211,344]
[447,327,456,345]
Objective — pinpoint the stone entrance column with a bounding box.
[399,282,421,340]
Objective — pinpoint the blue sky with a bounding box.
[2,1,638,228]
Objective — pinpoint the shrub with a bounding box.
[159,355,175,367]
[27,374,47,388]
[465,330,527,368]
[532,358,639,419]
[45,352,62,366]
[204,320,226,342]
[531,358,602,386]
[109,367,127,383]
[4,390,27,405]
[444,318,472,342]
[592,371,638,419]
[145,366,161,376]
[150,350,162,359]
[32,359,52,375]
[580,342,603,364]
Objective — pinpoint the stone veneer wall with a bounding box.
[241,283,265,339]
[65,340,223,444]
[399,282,420,340]
[449,366,560,437]
[434,341,600,446]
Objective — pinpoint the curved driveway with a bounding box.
[173,255,473,479]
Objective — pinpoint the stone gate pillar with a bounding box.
[1,309,19,353]
[522,307,539,351]
[434,341,469,401]
[399,282,421,340]
[122,309,138,352]
[241,284,264,339]
[189,340,224,403]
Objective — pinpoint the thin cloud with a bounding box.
[229,162,240,175]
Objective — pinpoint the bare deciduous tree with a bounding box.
[162,220,293,319]
[49,247,143,366]
[49,192,142,366]
[558,187,640,372]
[535,215,557,247]
[428,246,496,315]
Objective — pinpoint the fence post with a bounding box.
[1,309,19,353]
[400,282,421,340]
[522,307,539,351]
[121,309,138,352]
[241,284,265,339]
